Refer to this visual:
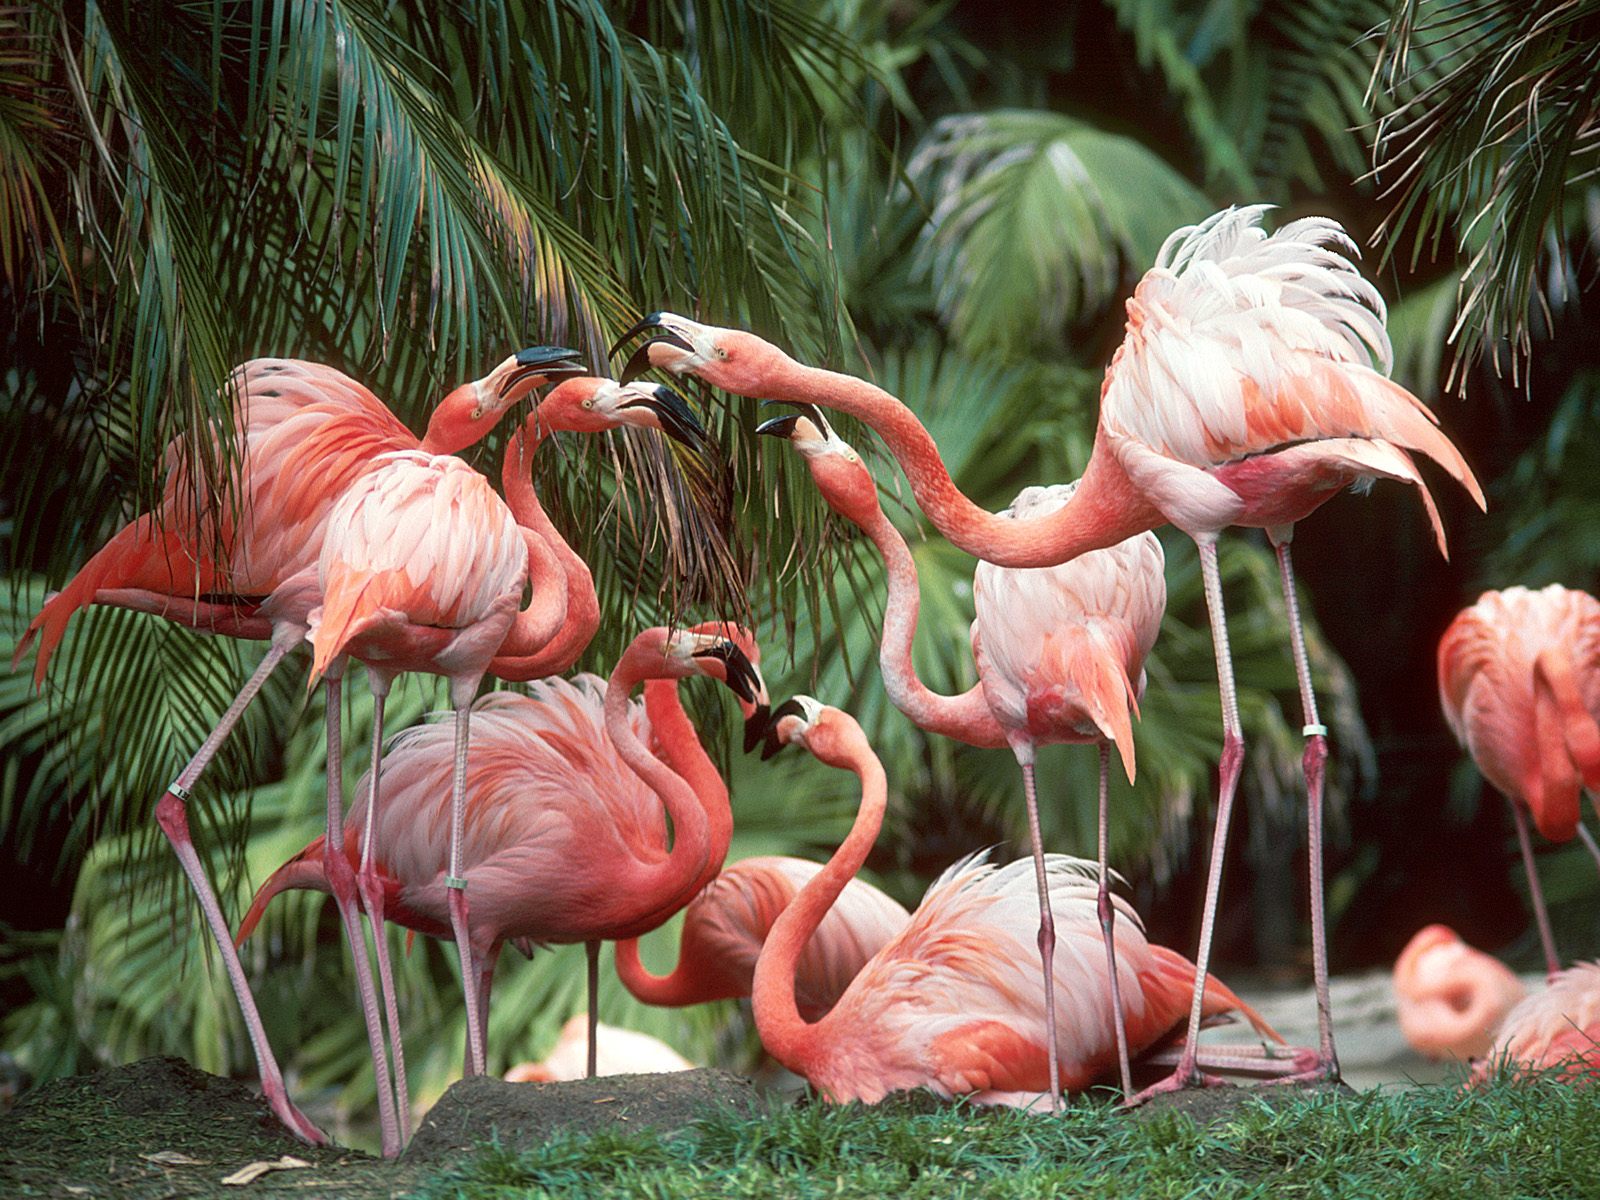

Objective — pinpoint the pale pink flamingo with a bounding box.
[618,205,1486,1095]
[1393,925,1527,1061]
[1467,962,1600,1087]
[504,1016,694,1082]
[755,407,1165,1103]
[239,627,766,1092]
[1438,585,1600,976]
[751,696,1280,1107]
[616,855,909,1020]
[13,347,583,1145]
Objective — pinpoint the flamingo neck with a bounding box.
[603,659,711,914]
[771,361,1161,567]
[613,937,708,1006]
[858,505,1007,749]
[481,418,569,659]
[750,733,885,1075]
[644,679,733,889]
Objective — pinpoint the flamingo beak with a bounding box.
[760,697,809,761]
[610,313,674,359]
[619,384,710,450]
[497,346,588,398]
[755,401,831,441]
[617,335,694,385]
[693,640,762,705]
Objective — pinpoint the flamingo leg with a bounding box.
[445,700,487,1076]
[1269,538,1340,1083]
[1129,537,1238,1105]
[357,673,410,1144]
[1096,741,1133,1096]
[1578,822,1600,878]
[463,942,502,1078]
[152,637,326,1146]
[1510,800,1561,978]
[319,671,401,1157]
[585,941,601,1079]
[1017,749,1063,1113]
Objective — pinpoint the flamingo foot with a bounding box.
[1256,1054,1340,1088]
[1122,1062,1229,1108]
[262,1082,330,1146]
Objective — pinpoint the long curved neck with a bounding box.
[751,735,885,1074]
[858,504,1008,749]
[603,661,711,917]
[614,935,706,1006]
[488,419,601,673]
[486,419,570,658]
[775,361,1162,567]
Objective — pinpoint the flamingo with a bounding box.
[615,855,910,1020]
[239,627,766,1092]
[616,205,1486,1094]
[751,696,1280,1107]
[504,1016,695,1082]
[1393,925,1528,1061]
[1467,962,1600,1088]
[12,347,583,1145]
[755,406,1165,1103]
[1438,585,1600,976]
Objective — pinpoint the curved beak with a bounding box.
[755,401,831,440]
[497,345,588,398]
[759,697,809,761]
[618,334,694,385]
[610,313,674,360]
[620,384,709,449]
[694,640,763,706]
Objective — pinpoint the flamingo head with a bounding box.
[644,627,769,729]
[755,402,878,526]
[681,620,771,752]
[530,377,708,449]
[612,312,788,396]
[760,695,868,769]
[422,345,586,454]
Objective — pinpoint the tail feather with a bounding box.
[307,572,391,682]
[1138,943,1284,1045]
[235,836,331,945]
[1365,374,1486,513]
[1071,629,1138,784]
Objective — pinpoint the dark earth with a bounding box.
[0,1057,1338,1198]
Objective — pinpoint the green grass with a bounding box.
[412,1080,1600,1199]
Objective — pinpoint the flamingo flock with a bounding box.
[18,205,1600,1153]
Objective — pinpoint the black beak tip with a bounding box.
[742,704,771,755]
[755,414,800,440]
[760,729,788,761]
[609,313,671,360]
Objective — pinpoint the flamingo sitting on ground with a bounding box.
[751,697,1279,1107]
[1438,585,1600,976]
[13,347,584,1145]
[617,205,1485,1095]
[616,855,910,1020]
[755,406,1165,1104]
[1393,925,1527,1061]
[505,1016,695,1083]
[240,627,766,1095]
[1468,962,1600,1087]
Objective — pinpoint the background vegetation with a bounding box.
[2,0,1597,1130]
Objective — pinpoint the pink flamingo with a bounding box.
[240,627,766,1092]
[504,1016,694,1082]
[616,855,910,1020]
[1393,925,1527,1061]
[751,696,1280,1106]
[1467,962,1600,1088]
[1438,585,1600,976]
[13,347,583,1144]
[618,205,1486,1094]
[755,407,1165,1103]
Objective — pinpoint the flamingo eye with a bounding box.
[715,346,729,361]
[470,405,484,421]
[582,398,594,409]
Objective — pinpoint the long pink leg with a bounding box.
[585,941,601,1078]
[1578,823,1600,877]
[1096,741,1133,1095]
[152,636,326,1145]
[356,672,410,1143]
[319,671,402,1156]
[1266,538,1340,1083]
[1015,745,1063,1113]
[1511,800,1561,978]
[1128,537,1239,1105]
[445,699,487,1076]
[464,942,501,1077]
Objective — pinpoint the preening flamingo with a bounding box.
[1467,962,1600,1088]
[13,347,583,1145]
[240,628,766,1094]
[751,697,1278,1107]
[1438,585,1600,975]
[1393,924,1527,1061]
[505,1016,694,1082]
[756,407,1165,1103]
[616,855,910,1020]
[619,205,1486,1094]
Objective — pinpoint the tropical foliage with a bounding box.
[3,0,1599,1131]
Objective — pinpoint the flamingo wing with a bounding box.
[1473,962,1600,1085]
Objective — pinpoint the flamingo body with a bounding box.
[504,1016,694,1082]
[1469,962,1600,1087]
[1393,924,1527,1061]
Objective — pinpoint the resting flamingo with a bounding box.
[13,347,583,1145]
[1393,924,1527,1061]
[756,406,1164,1103]
[751,696,1279,1107]
[618,205,1485,1095]
[1438,585,1600,976]
[616,855,909,1020]
[504,1016,694,1082]
[240,627,766,1093]
[1468,962,1600,1087]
